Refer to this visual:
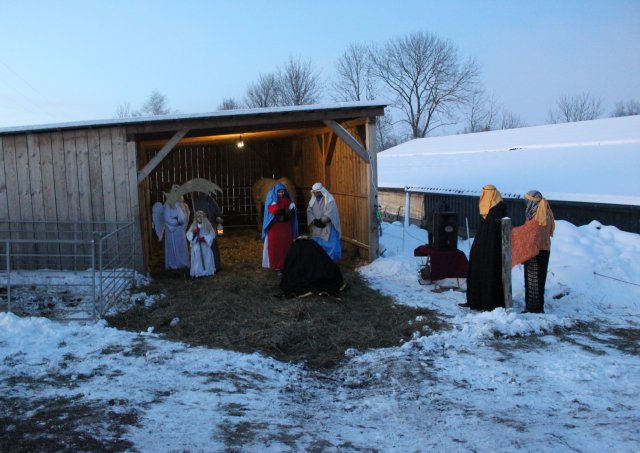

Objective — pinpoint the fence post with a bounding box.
[98,233,104,317]
[73,223,78,269]
[91,237,97,321]
[404,189,411,229]
[129,222,135,288]
[501,217,513,309]
[6,241,11,313]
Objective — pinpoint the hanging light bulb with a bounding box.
[237,135,244,148]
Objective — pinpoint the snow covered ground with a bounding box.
[1,220,639,452]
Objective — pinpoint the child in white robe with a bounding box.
[186,210,216,277]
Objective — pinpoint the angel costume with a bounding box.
[186,211,216,277]
[156,199,191,270]
[306,182,342,260]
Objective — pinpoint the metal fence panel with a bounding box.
[0,221,135,321]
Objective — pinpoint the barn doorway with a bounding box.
[138,133,306,274]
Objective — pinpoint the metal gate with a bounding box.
[0,221,135,321]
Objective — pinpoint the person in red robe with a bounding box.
[261,183,298,271]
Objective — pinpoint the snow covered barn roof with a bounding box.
[378,115,640,205]
[0,101,386,136]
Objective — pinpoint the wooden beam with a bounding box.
[365,117,379,261]
[324,133,337,167]
[125,107,385,138]
[295,117,368,139]
[293,141,303,166]
[137,128,189,183]
[322,120,369,162]
[501,217,513,308]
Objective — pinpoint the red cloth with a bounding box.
[414,245,469,281]
[267,204,279,215]
[267,197,293,270]
[512,219,542,267]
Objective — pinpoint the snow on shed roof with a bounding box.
[378,115,640,205]
[0,101,387,135]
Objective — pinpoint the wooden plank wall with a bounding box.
[0,127,141,270]
[297,127,371,257]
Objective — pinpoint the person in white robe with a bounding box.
[306,182,342,260]
[186,210,216,277]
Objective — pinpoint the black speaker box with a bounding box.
[432,211,458,250]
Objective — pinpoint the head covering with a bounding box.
[308,182,335,208]
[478,184,504,219]
[191,210,214,235]
[524,190,555,236]
[261,183,298,240]
[165,183,184,205]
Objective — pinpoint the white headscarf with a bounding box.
[308,182,336,207]
[189,210,215,237]
[307,182,341,237]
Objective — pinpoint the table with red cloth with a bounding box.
[413,245,469,281]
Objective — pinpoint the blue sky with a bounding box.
[1,0,639,131]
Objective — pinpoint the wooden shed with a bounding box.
[0,101,387,272]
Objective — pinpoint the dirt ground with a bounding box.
[108,228,447,369]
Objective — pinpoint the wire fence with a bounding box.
[0,221,136,321]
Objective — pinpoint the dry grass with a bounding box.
[108,228,447,368]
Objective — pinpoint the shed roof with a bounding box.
[0,101,387,137]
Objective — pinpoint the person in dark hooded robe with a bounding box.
[461,184,507,311]
[279,238,347,298]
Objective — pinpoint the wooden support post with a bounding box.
[365,117,378,261]
[501,217,513,309]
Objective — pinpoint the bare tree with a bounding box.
[245,72,281,108]
[114,102,141,118]
[462,90,499,133]
[376,109,400,151]
[217,98,242,110]
[277,56,322,106]
[548,92,603,123]
[369,30,479,138]
[333,43,376,102]
[611,99,640,117]
[333,44,397,148]
[140,89,173,116]
[499,109,526,130]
